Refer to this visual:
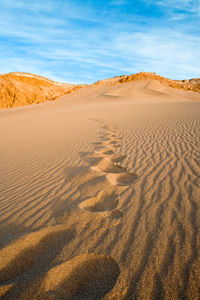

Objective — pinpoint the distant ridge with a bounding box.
[0,72,85,109]
[95,72,200,93]
[0,71,200,109]
[119,72,200,92]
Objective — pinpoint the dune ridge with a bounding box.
[119,72,200,92]
[0,72,84,109]
[95,72,200,94]
[1,71,200,109]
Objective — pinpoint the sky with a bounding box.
[0,0,200,83]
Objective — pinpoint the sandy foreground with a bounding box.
[0,79,200,299]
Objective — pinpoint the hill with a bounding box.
[0,72,84,109]
[1,71,200,109]
[118,72,200,92]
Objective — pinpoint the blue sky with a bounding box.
[0,0,200,83]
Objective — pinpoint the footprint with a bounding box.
[78,151,103,162]
[79,190,118,212]
[110,209,123,219]
[95,148,114,156]
[106,172,137,186]
[42,253,120,300]
[91,159,126,174]
[101,137,111,141]
[103,139,117,146]
[98,133,111,138]
[110,154,127,163]
[103,141,121,148]
[84,156,103,166]
[54,212,69,225]
[0,225,74,283]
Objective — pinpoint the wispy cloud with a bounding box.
[151,0,200,14]
[114,29,200,78]
[0,0,199,83]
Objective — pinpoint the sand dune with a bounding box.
[0,72,84,109]
[1,71,200,109]
[0,76,200,299]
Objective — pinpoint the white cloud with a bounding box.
[114,29,200,79]
[153,0,200,14]
[0,0,199,82]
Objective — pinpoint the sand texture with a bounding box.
[0,78,200,299]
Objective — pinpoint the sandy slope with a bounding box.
[0,79,200,299]
[0,72,84,109]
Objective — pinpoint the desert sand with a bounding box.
[0,78,200,299]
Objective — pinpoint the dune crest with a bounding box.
[1,71,200,109]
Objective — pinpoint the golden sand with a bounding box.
[0,76,200,299]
